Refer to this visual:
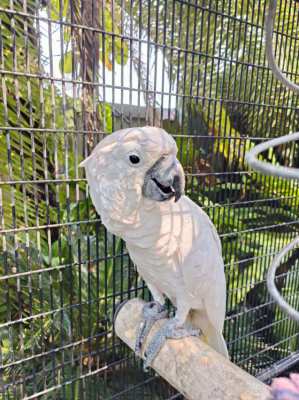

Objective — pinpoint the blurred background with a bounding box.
[0,0,299,398]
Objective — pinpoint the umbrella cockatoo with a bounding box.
[80,126,228,368]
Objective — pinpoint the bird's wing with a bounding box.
[180,212,226,333]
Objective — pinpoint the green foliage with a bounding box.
[52,0,129,73]
[99,102,113,133]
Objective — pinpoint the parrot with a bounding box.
[80,126,229,369]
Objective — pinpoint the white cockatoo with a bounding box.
[80,126,228,367]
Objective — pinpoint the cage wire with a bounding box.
[245,0,299,326]
[0,0,299,399]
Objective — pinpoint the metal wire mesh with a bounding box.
[0,0,299,399]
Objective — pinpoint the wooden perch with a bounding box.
[114,298,271,400]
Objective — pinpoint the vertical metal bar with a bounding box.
[145,0,151,126]
[167,0,175,124]
[160,0,167,128]
[175,1,183,161]
[152,0,158,126]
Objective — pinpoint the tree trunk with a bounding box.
[71,0,101,148]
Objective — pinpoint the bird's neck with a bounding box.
[101,197,172,244]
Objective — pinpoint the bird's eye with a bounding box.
[129,154,140,164]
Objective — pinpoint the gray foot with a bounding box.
[143,319,201,371]
[135,301,168,356]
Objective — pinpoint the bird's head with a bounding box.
[80,126,185,222]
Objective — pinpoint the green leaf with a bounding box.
[49,0,69,20]
[59,51,72,73]
[98,103,113,133]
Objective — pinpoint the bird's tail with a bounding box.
[188,310,229,359]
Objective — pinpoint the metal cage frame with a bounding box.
[0,1,299,399]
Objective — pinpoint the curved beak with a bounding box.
[142,155,185,202]
[172,174,183,202]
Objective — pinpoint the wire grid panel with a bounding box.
[0,0,299,399]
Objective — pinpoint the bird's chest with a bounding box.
[127,240,182,303]
[142,265,180,304]
[114,200,195,301]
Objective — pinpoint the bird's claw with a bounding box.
[142,301,167,319]
[135,301,168,356]
[143,319,201,371]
